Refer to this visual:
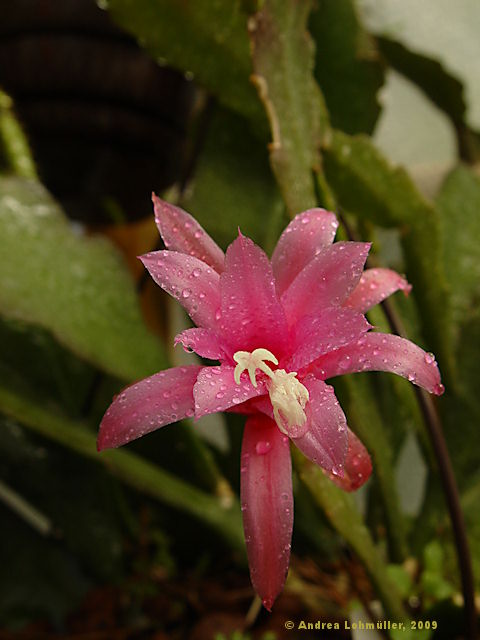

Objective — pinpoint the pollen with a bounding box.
[233,348,309,438]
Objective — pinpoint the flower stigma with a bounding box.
[233,348,309,438]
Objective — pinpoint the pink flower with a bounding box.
[98,196,444,610]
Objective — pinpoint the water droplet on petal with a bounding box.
[255,440,272,455]
[424,352,435,364]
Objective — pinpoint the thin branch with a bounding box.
[380,298,477,640]
[340,211,477,640]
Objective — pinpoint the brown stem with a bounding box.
[340,211,477,638]
[380,299,477,640]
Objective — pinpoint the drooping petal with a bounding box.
[292,376,348,476]
[174,328,227,360]
[326,429,372,491]
[314,333,445,395]
[193,365,266,419]
[152,194,225,273]
[241,414,293,610]
[281,242,371,326]
[218,233,289,354]
[344,268,411,313]
[97,365,201,451]
[287,308,371,371]
[140,250,220,329]
[271,208,338,295]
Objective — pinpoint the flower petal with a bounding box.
[241,414,293,610]
[140,250,220,329]
[326,428,372,491]
[287,307,371,371]
[292,377,348,476]
[193,365,266,419]
[344,268,411,313]
[271,208,338,295]
[174,328,227,360]
[281,242,371,326]
[152,194,225,273]
[97,365,201,451]
[218,234,289,354]
[314,333,444,395]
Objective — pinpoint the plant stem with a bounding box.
[380,299,477,640]
[0,386,245,556]
[294,448,408,621]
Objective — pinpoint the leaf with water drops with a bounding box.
[0,176,167,380]
[103,0,264,126]
[323,129,454,381]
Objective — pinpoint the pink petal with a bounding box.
[326,428,372,491]
[174,328,227,360]
[281,242,371,326]
[140,250,220,329]
[152,194,225,273]
[287,308,371,371]
[314,333,445,395]
[193,365,266,419]
[344,268,412,313]
[218,234,289,355]
[292,376,348,476]
[97,365,201,451]
[241,414,293,610]
[271,208,338,295]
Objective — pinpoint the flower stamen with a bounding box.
[233,348,309,438]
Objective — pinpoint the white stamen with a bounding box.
[233,348,278,387]
[233,348,309,437]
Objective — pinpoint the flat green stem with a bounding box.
[0,90,38,179]
[294,449,408,622]
[338,376,409,562]
[0,386,245,555]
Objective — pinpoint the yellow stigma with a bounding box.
[233,347,309,438]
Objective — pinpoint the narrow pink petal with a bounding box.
[344,268,412,313]
[271,208,339,295]
[287,308,371,371]
[97,365,201,451]
[281,242,371,326]
[241,414,293,610]
[193,365,266,419]
[140,250,220,329]
[292,376,348,476]
[218,234,289,354]
[152,194,225,273]
[326,429,372,491]
[314,333,445,395]
[174,328,228,360]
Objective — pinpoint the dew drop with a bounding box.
[424,352,435,364]
[255,441,272,455]
[192,267,202,277]
[182,288,191,299]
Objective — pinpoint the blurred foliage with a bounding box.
[0,0,479,636]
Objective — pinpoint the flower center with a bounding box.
[233,348,309,438]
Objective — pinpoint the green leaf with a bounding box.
[334,375,408,561]
[436,167,480,480]
[249,0,329,215]
[377,37,466,126]
[323,130,454,381]
[0,90,37,179]
[0,384,245,555]
[436,165,480,323]
[181,107,286,251]
[0,176,167,381]
[293,448,408,621]
[310,0,385,134]
[357,0,480,131]
[104,0,265,127]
